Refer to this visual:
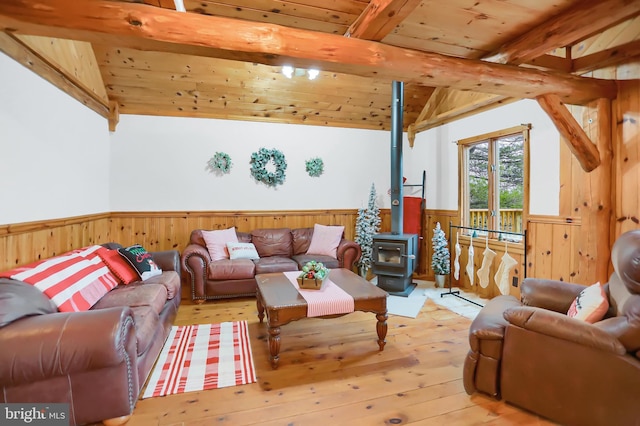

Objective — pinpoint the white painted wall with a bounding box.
[0,53,111,225]
[109,115,395,211]
[406,99,560,215]
[1,49,560,224]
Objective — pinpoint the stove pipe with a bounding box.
[390,80,404,235]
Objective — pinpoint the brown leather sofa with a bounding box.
[0,243,181,426]
[182,227,362,302]
[463,229,640,426]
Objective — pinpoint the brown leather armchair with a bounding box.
[463,230,640,426]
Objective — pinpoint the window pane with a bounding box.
[467,141,489,230]
[497,134,523,237]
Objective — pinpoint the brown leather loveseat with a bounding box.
[0,243,181,426]
[463,229,640,426]
[182,226,361,302]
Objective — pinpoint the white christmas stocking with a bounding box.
[466,242,475,286]
[453,238,462,280]
[495,252,518,295]
[477,247,496,288]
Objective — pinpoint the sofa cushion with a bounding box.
[252,228,292,258]
[92,283,168,315]
[130,305,163,356]
[208,259,256,280]
[202,227,239,261]
[118,244,163,280]
[292,228,313,255]
[0,278,57,328]
[255,257,299,274]
[292,254,340,270]
[142,271,181,300]
[98,248,139,284]
[306,224,344,258]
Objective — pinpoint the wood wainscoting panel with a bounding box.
[108,210,369,255]
[0,214,111,272]
[0,210,382,273]
[526,215,582,284]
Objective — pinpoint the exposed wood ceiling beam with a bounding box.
[0,0,617,106]
[484,0,640,65]
[408,92,513,146]
[0,31,109,118]
[108,100,119,132]
[523,54,573,73]
[345,0,422,41]
[537,94,601,172]
[573,39,640,74]
[414,87,443,124]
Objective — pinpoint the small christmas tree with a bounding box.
[355,183,381,275]
[431,222,450,275]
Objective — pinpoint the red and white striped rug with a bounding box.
[142,321,257,398]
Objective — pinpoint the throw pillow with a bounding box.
[227,242,260,260]
[202,227,239,261]
[98,248,139,284]
[306,224,344,258]
[567,282,609,323]
[0,278,57,327]
[117,244,163,280]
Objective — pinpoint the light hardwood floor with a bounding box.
[125,290,557,425]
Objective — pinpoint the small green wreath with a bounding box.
[250,147,287,187]
[305,157,324,177]
[207,152,232,174]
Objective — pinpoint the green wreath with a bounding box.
[207,152,232,174]
[250,147,287,187]
[305,157,324,177]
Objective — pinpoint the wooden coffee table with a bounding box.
[255,268,388,369]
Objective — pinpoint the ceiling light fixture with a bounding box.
[307,69,319,80]
[282,65,294,79]
[281,66,320,80]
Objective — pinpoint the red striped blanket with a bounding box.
[0,245,119,312]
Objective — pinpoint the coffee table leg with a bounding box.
[268,326,281,369]
[256,291,265,323]
[376,311,388,351]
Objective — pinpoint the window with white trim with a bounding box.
[458,124,529,241]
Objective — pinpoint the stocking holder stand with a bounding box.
[441,223,526,307]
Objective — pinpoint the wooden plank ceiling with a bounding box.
[0,0,638,132]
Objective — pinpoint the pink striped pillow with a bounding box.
[0,246,119,312]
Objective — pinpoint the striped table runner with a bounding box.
[283,271,355,317]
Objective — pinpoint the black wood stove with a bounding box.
[371,81,418,296]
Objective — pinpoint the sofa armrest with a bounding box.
[504,306,627,355]
[520,278,586,313]
[337,239,361,270]
[151,249,181,275]
[0,307,137,388]
[181,243,211,300]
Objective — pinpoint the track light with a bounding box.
[282,65,294,79]
[281,66,320,80]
